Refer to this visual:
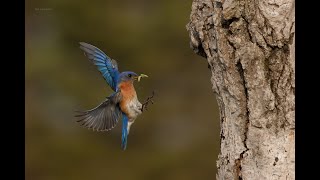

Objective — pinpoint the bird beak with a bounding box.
[137,74,148,82]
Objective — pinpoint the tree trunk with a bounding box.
[186,0,295,179]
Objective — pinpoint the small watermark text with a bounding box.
[34,8,53,11]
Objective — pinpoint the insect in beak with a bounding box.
[137,74,148,82]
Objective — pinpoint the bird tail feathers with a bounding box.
[121,114,128,150]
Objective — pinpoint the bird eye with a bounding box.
[128,74,132,78]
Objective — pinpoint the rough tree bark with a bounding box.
[186,0,294,179]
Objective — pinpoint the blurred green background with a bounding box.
[25,0,220,179]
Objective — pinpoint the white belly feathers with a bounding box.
[126,97,142,121]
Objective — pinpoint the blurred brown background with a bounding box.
[25,0,220,179]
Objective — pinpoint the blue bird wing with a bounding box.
[75,92,122,131]
[79,42,119,91]
[121,113,129,150]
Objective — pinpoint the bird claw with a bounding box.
[141,91,155,112]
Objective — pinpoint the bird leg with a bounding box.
[141,90,155,112]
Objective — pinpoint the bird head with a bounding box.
[119,71,148,83]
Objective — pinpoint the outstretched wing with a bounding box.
[79,42,119,91]
[75,92,122,131]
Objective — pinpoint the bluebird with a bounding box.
[75,42,149,150]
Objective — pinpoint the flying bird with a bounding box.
[75,42,149,150]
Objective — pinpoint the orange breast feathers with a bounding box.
[118,81,137,115]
